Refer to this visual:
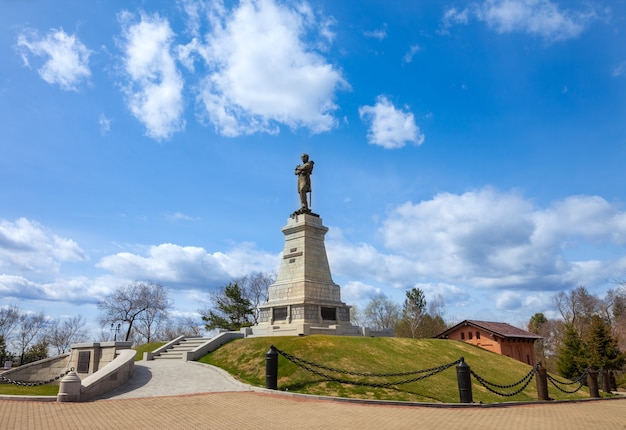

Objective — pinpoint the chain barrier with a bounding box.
[273,346,460,388]
[0,368,74,387]
[546,368,589,394]
[469,367,536,397]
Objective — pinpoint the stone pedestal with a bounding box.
[57,371,82,402]
[254,213,358,336]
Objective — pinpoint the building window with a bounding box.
[476,331,480,339]
[461,332,465,340]
[468,332,473,340]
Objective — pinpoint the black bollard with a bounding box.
[609,371,617,391]
[600,368,611,393]
[587,369,600,398]
[456,357,473,403]
[266,345,278,390]
[535,363,549,401]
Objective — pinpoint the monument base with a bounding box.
[248,323,361,337]
[249,212,391,338]
[247,324,393,337]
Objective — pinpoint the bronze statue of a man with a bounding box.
[295,153,314,212]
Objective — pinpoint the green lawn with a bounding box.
[199,335,593,404]
[0,383,59,396]
[132,342,167,361]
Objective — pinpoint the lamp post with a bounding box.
[110,323,121,341]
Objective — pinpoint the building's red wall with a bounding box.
[445,327,536,365]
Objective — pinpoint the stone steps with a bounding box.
[152,337,212,360]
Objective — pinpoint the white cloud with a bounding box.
[16,28,92,91]
[97,242,279,287]
[178,0,207,37]
[0,275,46,300]
[0,218,86,274]
[402,44,421,64]
[495,290,522,310]
[323,189,626,321]
[166,212,199,221]
[328,238,415,289]
[359,96,424,149]
[0,274,119,304]
[192,0,348,136]
[442,0,593,42]
[341,281,382,304]
[118,12,185,140]
[6,189,626,322]
[612,61,626,78]
[364,25,387,40]
[99,113,111,134]
[378,189,626,290]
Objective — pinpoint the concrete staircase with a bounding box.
[146,332,245,361]
[152,337,211,360]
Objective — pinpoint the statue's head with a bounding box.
[301,153,309,162]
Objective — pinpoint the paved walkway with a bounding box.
[95,359,251,399]
[1,360,626,429]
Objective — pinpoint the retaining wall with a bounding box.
[0,354,70,384]
[79,349,136,401]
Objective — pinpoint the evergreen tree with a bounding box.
[21,340,48,365]
[202,282,253,331]
[556,323,587,379]
[528,312,548,334]
[585,315,625,370]
[0,335,14,364]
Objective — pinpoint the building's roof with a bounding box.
[435,320,542,340]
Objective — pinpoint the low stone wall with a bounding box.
[68,341,133,376]
[78,349,136,401]
[185,332,244,361]
[310,325,362,336]
[0,354,70,384]
[249,324,393,337]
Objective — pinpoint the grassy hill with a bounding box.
[200,335,591,404]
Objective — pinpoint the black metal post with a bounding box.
[609,371,617,391]
[600,368,611,393]
[535,363,549,401]
[587,369,600,398]
[110,323,121,341]
[266,345,278,390]
[456,357,473,403]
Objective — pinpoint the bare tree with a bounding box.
[48,315,88,355]
[13,311,48,365]
[349,304,364,327]
[0,305,21,342]
[364,294,400,331]
[134,305,169,343]
[553,286,599,338]
[161,316,203,340]
[235,272,275,325]
[605,284,626,351]
[98,281,169,342]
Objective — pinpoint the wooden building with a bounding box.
[436,320,542,365]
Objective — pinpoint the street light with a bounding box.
[110,323,121,341]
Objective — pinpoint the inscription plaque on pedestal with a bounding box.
[77,351,91,373]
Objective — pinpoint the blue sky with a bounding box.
[2,0,626,336]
